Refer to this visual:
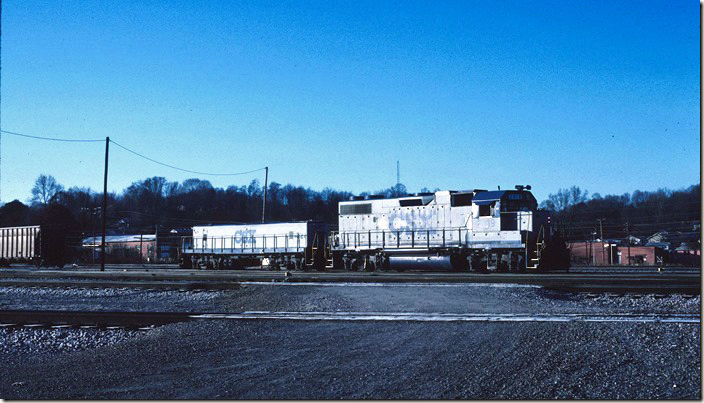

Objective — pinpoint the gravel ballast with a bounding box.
[0,283,699,314]
[0,283,699,399]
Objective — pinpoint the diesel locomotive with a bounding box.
[180,185,569,271]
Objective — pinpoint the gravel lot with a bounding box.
[0,283,700,399]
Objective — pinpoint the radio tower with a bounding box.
[396,160,400,185]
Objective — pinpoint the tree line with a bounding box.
[0,174,699,243]
[0,175,409,235]
[541,184,701,241]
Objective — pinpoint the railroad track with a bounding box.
[0,310,191,330]
[0,279,240,292]
[0,279,699,300]
[0,309,699,329]
[0,268,699,294]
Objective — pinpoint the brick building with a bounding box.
[569,241,666,266]
[82,234,156,263]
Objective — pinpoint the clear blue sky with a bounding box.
[1,0,700,204]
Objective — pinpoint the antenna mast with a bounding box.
[396,160,400,185]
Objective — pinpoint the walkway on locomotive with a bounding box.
[335,188,544,251]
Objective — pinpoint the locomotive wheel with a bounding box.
[497,254,510,272]
[331,253,344,271]
[363,256,375,272]
[343,255,360,272]
[374,254,388,272]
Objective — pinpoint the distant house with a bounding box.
[674,241,701,254]
[647,231,670,244]
[621,235,643,246]
[645,241,671,251]
[671,241,701,266]
[648,230,700,247]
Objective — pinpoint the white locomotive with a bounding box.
[330,185,556,271]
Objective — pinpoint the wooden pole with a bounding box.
[261,166,268,223]
[598,218,605,265]
[154,224,158,263]
[100,137,109,271]
[626,221,631,266]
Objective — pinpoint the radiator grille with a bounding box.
[340,203,372,215]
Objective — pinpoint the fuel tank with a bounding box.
[388,255,453,271]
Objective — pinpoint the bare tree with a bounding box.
[180,178,213,193]
[568,185,589,206]
[30,174,64,205]
[541,186,588,211]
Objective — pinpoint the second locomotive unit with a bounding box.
[330,185,562,272]
[180,221,328,270]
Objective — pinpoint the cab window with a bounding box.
[479,205,491,216]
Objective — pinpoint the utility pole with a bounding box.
[154,224,158,263]
[261,166,268,223]
[100,137,109,272]
[597,218,605,266]
[625,221,631,266]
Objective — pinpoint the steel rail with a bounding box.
[0,309,699,328]
[0,278,698,295]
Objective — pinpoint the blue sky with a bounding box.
[1,0,699,204]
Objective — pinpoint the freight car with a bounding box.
[329,186,569,272]
[0,225,68,267]
[179,221,329,270]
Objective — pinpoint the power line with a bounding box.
[3,129,266,175]
[0,129,104,142]
[109,139,266,177]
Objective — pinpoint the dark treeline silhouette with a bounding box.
[0,175,405,235]
[541,184,701,241]
[0,175,699,244]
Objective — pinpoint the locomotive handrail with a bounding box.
[331,212,532,250]
[331,227,471,250]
